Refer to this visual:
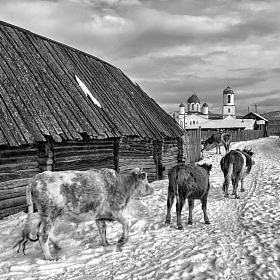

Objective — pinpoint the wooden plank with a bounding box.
[0,129,8,146]
[0,178,32,189]
[0,155,38,165]
[1,27,63,143]
[0,169,39,183]
[0,196,26,210]
[0,56,45,142]
[80,56,137,136]
[0,92,27,145]
[0,103,18,146]
[11,28,80,140]
[43,41,99,137]
[0,162,39,173]
[0,204,27,219]
[0,82,34,145]
[0,186,26,200]
[70,51,128,135]
[0,30,51,140]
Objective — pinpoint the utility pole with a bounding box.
[248,107,249,113]
[255,104,257,113]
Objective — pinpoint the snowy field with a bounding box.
[0,136,280,280]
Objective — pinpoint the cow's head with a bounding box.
[197,163,212,173]
[130,168,154,197]
[242,148,254,157]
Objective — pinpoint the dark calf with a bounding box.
[165,163,212,230]
[201,133,231,154]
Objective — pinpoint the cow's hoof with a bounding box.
[46,257,59,262]
[235,196,240,199]
[116,245,123,252]
[102,241,110,246]
[187,221,193,225]
[165,220,171,225]
[205,221,211,225]
[177,225,184,230]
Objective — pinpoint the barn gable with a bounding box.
[0,20,184,218]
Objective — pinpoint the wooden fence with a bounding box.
[201,129,264,142]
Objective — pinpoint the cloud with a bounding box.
[0,0,279,117]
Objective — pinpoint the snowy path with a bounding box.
[0,137,279,280]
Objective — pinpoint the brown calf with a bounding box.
[165,163,212,230]
[201,133,231,154]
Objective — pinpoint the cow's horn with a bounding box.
[140,166,143,173]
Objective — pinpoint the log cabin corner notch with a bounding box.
[0,20,183,219]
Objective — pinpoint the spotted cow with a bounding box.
[14,168,153,260]
[220,148,254,198]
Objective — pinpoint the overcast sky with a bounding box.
[0,0,279,115]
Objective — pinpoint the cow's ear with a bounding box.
[139,173,146,180]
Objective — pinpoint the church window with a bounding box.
[188,104,190,111]
[227,95,231,103]
[228,108,230,113]
[197,104,199,111]
[192,104,194,111]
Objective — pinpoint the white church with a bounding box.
[175,85,236,129]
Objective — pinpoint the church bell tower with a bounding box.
[222,83,236,118]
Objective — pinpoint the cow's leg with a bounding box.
[232,178,240,199]
[240,178,245,192]
[201,197,210,224]
[114,213,129,251]
[38,218,55,261]
[223,180,229,198]
[187,199,194,225]
[96,220,109,246]
[231,178,235,195]
[165,190,175,225]
[175,196,185,230]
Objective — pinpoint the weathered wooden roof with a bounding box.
[0,21,183,147]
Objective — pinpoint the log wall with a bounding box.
[0,145,40,218]
[118,137,157,182]
[159,138,179,179]
[53,139,115,171]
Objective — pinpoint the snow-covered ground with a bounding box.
[0,136,280,280]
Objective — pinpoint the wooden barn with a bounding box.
[0,21,183,218]
[242,112,268,137]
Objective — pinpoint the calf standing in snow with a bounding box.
[14,168,153,260]
[165,163,212,230]
[220,148,254,199]
[201,132,231,154]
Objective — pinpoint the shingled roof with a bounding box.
[0,21,183,147]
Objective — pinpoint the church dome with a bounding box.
[223,86,234,95]
[179,103,185,107]
[202,102,208,107]
[187,93,200,104]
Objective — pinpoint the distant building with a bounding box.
[176,91,209,129]
[172,84,236,128]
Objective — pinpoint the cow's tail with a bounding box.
[224,152,234,193]
[13,183,39,254]
[168,166,180,202]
